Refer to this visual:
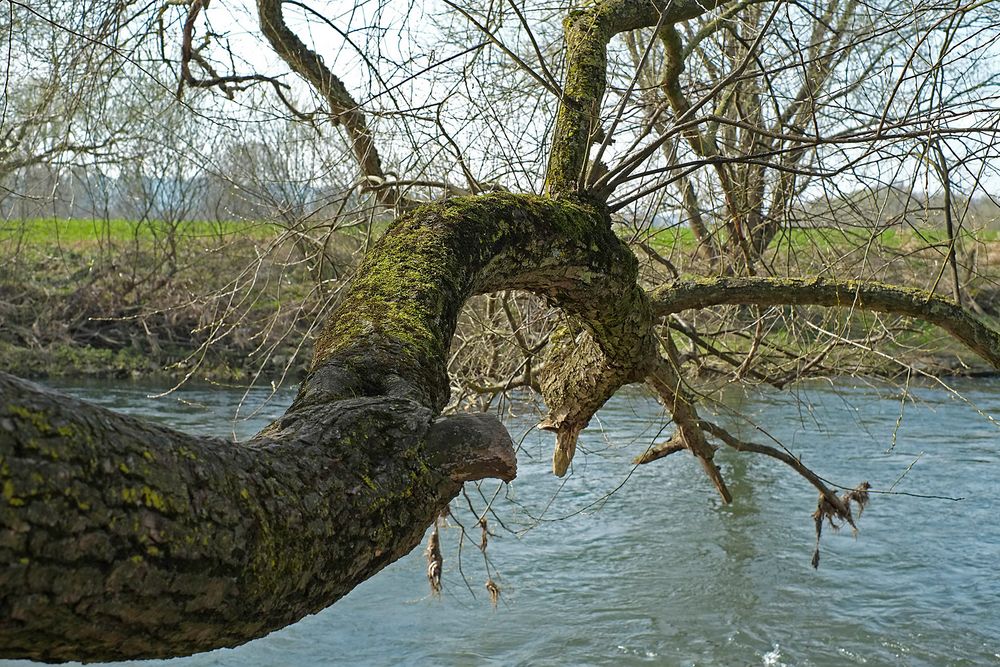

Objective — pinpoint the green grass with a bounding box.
[4,215,999,381]
[648,226,698,250]
[0,216,332,381]
[649,223,1000,255]
[0,218,281,247]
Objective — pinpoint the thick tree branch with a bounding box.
[534,0,733,473]
[0,376,507,661]
[0,192,651,661]
[650,276,1000,368]
[544,0,723,195]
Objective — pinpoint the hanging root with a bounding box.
[425,518,443,595]
[811,482,871,568]
[478,517,489,552]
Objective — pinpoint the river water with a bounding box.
[4,378,1000,666]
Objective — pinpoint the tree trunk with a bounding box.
[0,192,648,662]
[0,373,510,661]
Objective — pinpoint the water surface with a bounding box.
[5,378,1000,666]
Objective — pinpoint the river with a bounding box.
[4,377,1000,666]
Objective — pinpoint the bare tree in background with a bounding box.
[0,0,140,184]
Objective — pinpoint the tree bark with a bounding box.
[650,276,1000,366]
[0,192,649,662]
[0,373,511,661]
[545,0,723,195]
[6,0,999,657]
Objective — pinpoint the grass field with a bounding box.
[0,217,280,247]
[6,216,995,257]
[3,216,999,381]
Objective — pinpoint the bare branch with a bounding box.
[255,0,406,210]
[650,276,1000,367]
[644,344,733,503]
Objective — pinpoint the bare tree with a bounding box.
[2,0,1000,661]
[0,1,139,183]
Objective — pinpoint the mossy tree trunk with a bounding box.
[5,1,1000,663]
[0,193,656,662]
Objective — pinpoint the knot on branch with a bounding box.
[424,413,517,483]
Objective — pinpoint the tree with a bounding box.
[0,0,143,188]
[2,0,999,661]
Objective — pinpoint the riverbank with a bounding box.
[0,218,352,383]
[3,217,999,383]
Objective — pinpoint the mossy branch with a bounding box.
[651,276,1000,368]
[0,192,650,662]
[1,375,511,661]
[545,0,723,195]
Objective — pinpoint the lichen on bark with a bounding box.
[544,0,725,196]
[651,276,1000,367]
[0,192,653,662]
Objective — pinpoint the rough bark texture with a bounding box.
[0,375,501,661]
[538,318,655,476]
[0,192,647,662]
[545,0,723,195]
[537,0,726,473]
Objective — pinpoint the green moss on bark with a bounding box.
[306,192,618,411]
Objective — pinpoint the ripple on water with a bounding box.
[10,378,1000,667]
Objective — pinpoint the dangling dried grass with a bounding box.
[425,521,443,595]
[486,578,501,608]
[844,482,871,517]
[811,482,871,569]
[478,518,489,552]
